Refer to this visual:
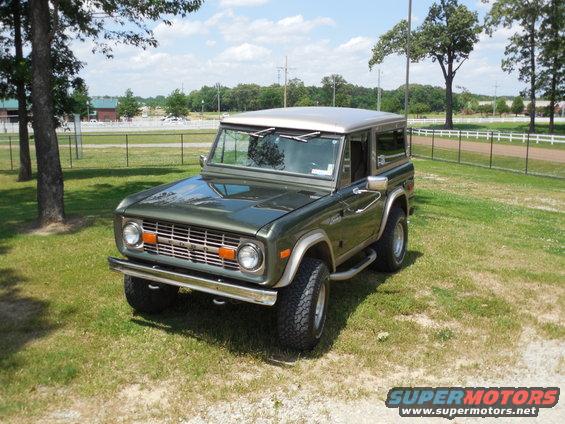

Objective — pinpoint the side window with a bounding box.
[339,130,370,187]
[376,129,406,167]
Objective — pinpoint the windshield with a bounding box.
[209,128,342,179]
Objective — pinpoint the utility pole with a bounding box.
[377,69,382,111]
[493,82,499,116]
[277,56,294,108]
[332,75,336,107]
[216,83,221,119]
[404,0,412,121]
[201,99,204,116]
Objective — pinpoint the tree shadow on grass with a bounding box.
[131,250,423,364]
[0,267,56,366]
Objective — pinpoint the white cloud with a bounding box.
[337,36,373,53]
[217,43,271,62]
[72,6,523,97]
[219,14,335,44]
[220,0,269,6]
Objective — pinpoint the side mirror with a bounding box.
[199,155,207,168]
[366,176,388,192]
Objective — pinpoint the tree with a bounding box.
[117,88,141,120]
[485,0,544,133]
[165,89,188,117]
[258,85,283,109]
[29,0,64,224]
[0,0,32,181]
[511,96,525,115]
[370,0,482,129]
[70,84,91,118]
[495,98,510,115]
[320,74,351,107]
[409,102,431,117]
[25,0,203,225]
[538,0,564,133]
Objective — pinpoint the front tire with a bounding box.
[371,206,408,272]
[124,276,179,313]
[276,258,330,351]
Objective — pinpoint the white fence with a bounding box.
[410,127,565,145]
[408,116,565,125]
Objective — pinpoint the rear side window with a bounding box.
[376,129,406,166]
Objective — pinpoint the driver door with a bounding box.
[336,130,385,254]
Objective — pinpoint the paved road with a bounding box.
[412,136,565,163]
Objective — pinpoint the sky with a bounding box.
[73,0,522,98]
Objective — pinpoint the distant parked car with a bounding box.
[163,116,186,124]
[89,119,98,123]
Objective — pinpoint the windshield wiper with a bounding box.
[279,131,321,143]
[235,127,276,138]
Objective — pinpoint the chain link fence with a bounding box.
[1,128,564,179]
[0,131,216,171]
[408,128,565,179]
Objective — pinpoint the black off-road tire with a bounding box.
[124,276,179,314]
[371,206,408,273]
[276,258,330,351]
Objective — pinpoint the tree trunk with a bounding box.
[528,22,536,134]
[29,0,65,225]
[13,0,32,182]
[547,0,557,134]
[444,68,454,129]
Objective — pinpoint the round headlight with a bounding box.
[123,222,142,247]
[237,243,262,271]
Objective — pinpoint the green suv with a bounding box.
[109,107,415,350]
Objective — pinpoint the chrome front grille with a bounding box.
[142,219,241,271]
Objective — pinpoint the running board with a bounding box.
[329,248,377,281]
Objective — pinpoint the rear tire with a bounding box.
[371,206,407,272]
[276,258,330,351]
[124,276,179,313]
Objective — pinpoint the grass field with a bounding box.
[0,159,563,421]
[411,143,565,178]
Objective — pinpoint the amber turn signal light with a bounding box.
[218,247,236,260]
[142,232,157,244]
[279,248,291,259]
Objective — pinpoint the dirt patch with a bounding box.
[25,217,92,236]
[395,313,442,329]
[183,328,564,424]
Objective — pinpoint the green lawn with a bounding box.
[411,144,565,178]
[0,160,563,421]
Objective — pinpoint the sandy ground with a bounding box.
[412,136,565,163]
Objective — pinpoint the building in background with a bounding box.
[0,99,18,124]
[91,98,118,122]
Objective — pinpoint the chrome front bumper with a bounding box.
[108,257,277,306]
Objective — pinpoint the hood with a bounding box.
[124,175,327,235]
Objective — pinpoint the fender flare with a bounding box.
[273,230,335,288]
[376,186,409,240]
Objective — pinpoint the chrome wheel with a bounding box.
[314,283,326,335]
[392,221,405,259]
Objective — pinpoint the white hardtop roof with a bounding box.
[221,107,405,134]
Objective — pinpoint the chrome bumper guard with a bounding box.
[108,257,277,306]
